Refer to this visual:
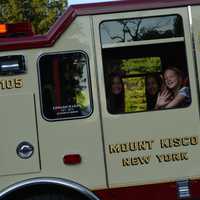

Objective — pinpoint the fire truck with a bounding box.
[1,0,200,199]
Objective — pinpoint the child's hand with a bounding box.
[155,88,172,109]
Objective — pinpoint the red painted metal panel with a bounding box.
[190,180,200,199]
[95,182,177,200]
[95,179,200,200]
[52,56,61,108]
[1,0,200,51]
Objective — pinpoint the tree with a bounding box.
[0,0,68,34]
[101,15,183,43]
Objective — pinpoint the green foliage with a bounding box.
[123,77,147,112]
[121,57,161,75]
[76,91,89,110]
[0,0,67,34]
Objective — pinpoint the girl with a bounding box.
[107,74,125,113]
[155,67,191,109]
[146,74,162,110]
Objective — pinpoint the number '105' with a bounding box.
[0,79,23,90]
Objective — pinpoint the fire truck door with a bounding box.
[93,7,200,188]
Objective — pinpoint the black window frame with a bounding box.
[37,50,93,121]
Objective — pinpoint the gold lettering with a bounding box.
[138,141,154,151]
[121,144,129,152]
[147,140,154,150]
[156,152,189,163]
[122,155,151,167]
[180,152,189,160]
[109,144,121,154]
[0,78,23,90]
[6,80,14,89]
[160,136,198,149]
[0,80,6,89]
[129,142,137,151]
[122,158,131,167]
[131,157,139,165]
[156,154,163,163]
[109,140,154,154]
[138,141,147,150]
[173,138,181,147]
[160,138,172,148]
[172,153,181,161]
[190,136,198,145]
[15,78,23,88]
[163,154,171,162]
[138,155,151,164]
[182,137,190,146]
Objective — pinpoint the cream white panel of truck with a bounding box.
[0,55,40,176]
[34,16,107,189]
[93,7,200,187]
[0,16,107,190]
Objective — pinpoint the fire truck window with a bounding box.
[100,15,191,114]
[100,15,183,44]
[38,52,92,121]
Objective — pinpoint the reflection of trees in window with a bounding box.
[61,54,85,105]
[120,57,161,75]
[103,57,161,78]
[101,15,183,44]
[39,52,91,120]
[64,54,89,110]
[123,77,147,112]
[60,53,90,113]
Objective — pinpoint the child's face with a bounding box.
[164,69,180,90]
[112,76,123,95]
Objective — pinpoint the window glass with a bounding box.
[38,52,92,120]
[100,15,183,44]
[101,15,191,114]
